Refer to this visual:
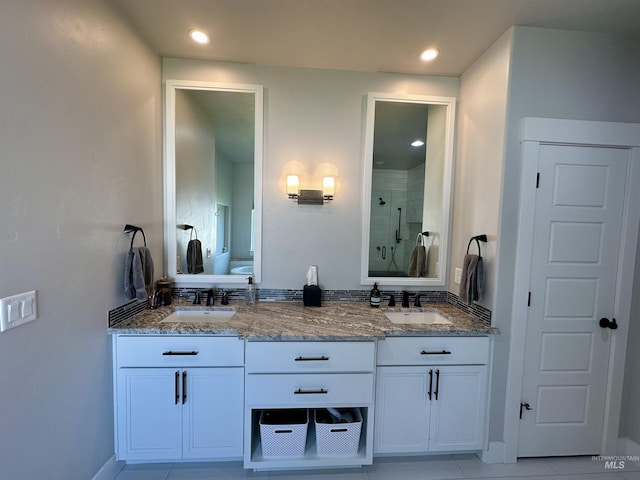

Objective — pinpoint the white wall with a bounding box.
[454,29,513,442]
[621,237,640,443]
[0,1,161,479]
[163,59,459,289]
[175,90,216,274]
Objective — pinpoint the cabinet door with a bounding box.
[428,365,487,452]
[374,366,430,453]
[116,368,182,460]
[183,367,244,459]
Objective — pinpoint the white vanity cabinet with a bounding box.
[244,341,376,470]
[113,335,245,461]
[374,336,489,454]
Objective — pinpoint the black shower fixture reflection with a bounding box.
[379,197,386,205]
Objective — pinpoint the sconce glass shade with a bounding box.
[322,176,335,198]
[286,175,300,197]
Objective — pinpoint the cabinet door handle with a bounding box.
[174,371,180,405]
[294,388,328,395]
[434,369,440,401]
[428,369,433,400]
[420,350,452,355]
[294,356,329,361]
[182,371,187,404]
[162,351,198,356]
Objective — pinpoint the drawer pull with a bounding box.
[420,350,452,355]
[294,356,329,361]
[294,388,328,395]
[330,428,348,433]
[162,351,199,356]
[274,429,293,433]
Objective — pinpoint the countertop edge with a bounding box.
[108,301,498,339]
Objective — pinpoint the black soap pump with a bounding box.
[370,282,381,308]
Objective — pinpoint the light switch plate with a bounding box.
[454,268,463,284]
[0,291,37,332]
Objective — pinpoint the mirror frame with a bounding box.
[164,79,264,285]
[360,92,456,287]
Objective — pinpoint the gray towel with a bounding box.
[408,245,427,277]
[459,254,484,305]
[125,246,155,301]
[187,239,204,274]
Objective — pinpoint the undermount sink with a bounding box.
[384,310,452,325]
[160,309,236,324]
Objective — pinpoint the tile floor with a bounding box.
[114,455,640,480]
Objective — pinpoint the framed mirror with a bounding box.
[361,93,456,287]
[164,80,263,285]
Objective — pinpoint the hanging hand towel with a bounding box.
[408,244,427,277]
[125,246,155,301]
[187,228,204,274]
[459,253,484,305]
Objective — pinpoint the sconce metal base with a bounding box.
[297,189,325,205]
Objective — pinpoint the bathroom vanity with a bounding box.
[110,301,494,470]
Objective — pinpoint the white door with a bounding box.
[429,365,487,452]
[374,366,430,453]
[183,367,245,458]
[117,368,183,460]
[518,144,628,456]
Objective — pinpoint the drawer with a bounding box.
[115,335,244,367]
[245,341,375,373]
[377,336,489,366]
[245,373,374,406]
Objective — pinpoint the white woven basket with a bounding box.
[314,408,362,457]
[259,409,308,457]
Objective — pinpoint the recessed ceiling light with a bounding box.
[411,140,425,147]
[420,48,439,62]
[189,30,209,44]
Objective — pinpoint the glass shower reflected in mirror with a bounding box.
[363,95,453,284]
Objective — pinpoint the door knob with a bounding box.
[599,317,618,330]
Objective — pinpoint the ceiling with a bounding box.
[113,0,640,76]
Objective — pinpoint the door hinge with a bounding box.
[527,292,531,307]
[536,172,540,188]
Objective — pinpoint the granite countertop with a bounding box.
[108,300,497,340]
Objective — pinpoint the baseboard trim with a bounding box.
[620,437,640,457]
[481,441,507,464]
[92,454,124,480]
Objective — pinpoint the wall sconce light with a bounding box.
[286,175,335,205]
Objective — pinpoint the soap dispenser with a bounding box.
[244,276,256,306]
[370,282,381,308]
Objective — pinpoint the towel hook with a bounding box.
[416,231,430,245]
[124,224,147,249]
[466,234,487,257]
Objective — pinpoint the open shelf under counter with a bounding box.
[244,407,373,471]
